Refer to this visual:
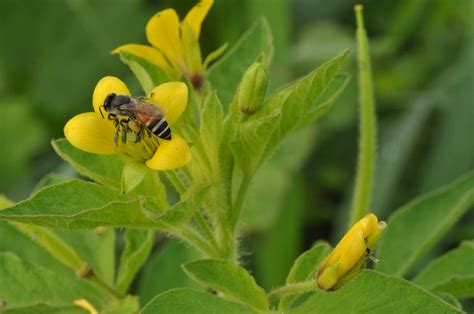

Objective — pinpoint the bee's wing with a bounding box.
[134,102,164,118]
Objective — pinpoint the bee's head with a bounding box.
[103,93,116,112]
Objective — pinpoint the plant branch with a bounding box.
[349,4,377,226]
[267,280,317,302]
[87,273,124,299]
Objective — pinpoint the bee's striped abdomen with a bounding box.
[150,118,171,140]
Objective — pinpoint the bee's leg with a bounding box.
[135,129,143,143]
[114,126,120,146]
[121,128,127,144]
[120,118,130,130]
[108,113,117,121]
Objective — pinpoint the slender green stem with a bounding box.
[174,224,219,258]
[194,210,220,251]
[87,274,124,299]
[267,280,317,301]
[165,171,187,195]
[230,176,251,231]
[349,4,377,226]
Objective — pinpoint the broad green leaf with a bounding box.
[137,239,199,306]
[0,221,72,278]
[297,73,350,128]
[34,173,70,192]
[56,228,116,285]
[0,180,160,229]
[208,18,273,107]
[119,51,170,94]
[232,50,349,175]
[182,259,269,311]
[290,270,462,313]
[434,292,462,309]
[141,288,256,314]
[2,304,85,314]
[1,189,116,284]
[413,241,474,299]
[52,138,124,188]
[376,171,474,276]
[116,229,154,293]
[11,223,89,276]
[0,253,111,310]
[279,242,330,310]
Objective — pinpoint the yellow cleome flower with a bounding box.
[317,213,386,290]
[64,76,191,171]
[112,0,215,89]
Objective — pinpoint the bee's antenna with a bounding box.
[99,106,105,119]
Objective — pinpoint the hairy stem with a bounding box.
[194,210,220,251]
[267,280,317,301]
[87,273,124,299]
[349,4,377,226]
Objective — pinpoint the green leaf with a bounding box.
[116,229,154,293]
[154,184,211,226]
[200,91,224,179]
[376,171,474,276]
[290,270,462,313]
[52,138,124,188]
[279,242,330,310]
[11,223,89,276]
[413,241,474,299]
[208,18,273,107]
[2,304,85,314]
[0,180,160,229]
[137,239,199,306]
[121,161,149,194]
[182,259,269,311]
[119,51,170,94]
[141,288,257,314]
[56,228,116,285]
[233,50,349,175]
[0,252,111,310]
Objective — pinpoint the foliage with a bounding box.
[0,0,472,313]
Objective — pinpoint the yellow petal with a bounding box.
[180,22,203,76]
[64,112,116,155]
[146,134,191,170]
[337,229,366,275]
[146,9,183,68]
[183,0,214,38]
[149,82,188,125]
[111,44,177,77]
[92,76,130,114]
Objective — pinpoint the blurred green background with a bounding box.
[0,0,473,304]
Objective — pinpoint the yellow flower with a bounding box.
[64,76,191,170]
[112,0,214,89]
[317,213,386,290]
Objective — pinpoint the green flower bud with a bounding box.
[235,62,268,116]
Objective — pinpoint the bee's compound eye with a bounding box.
[104,93,116,110]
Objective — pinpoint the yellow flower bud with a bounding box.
[317,213,386,290]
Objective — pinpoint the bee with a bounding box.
[100,93,171,145]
